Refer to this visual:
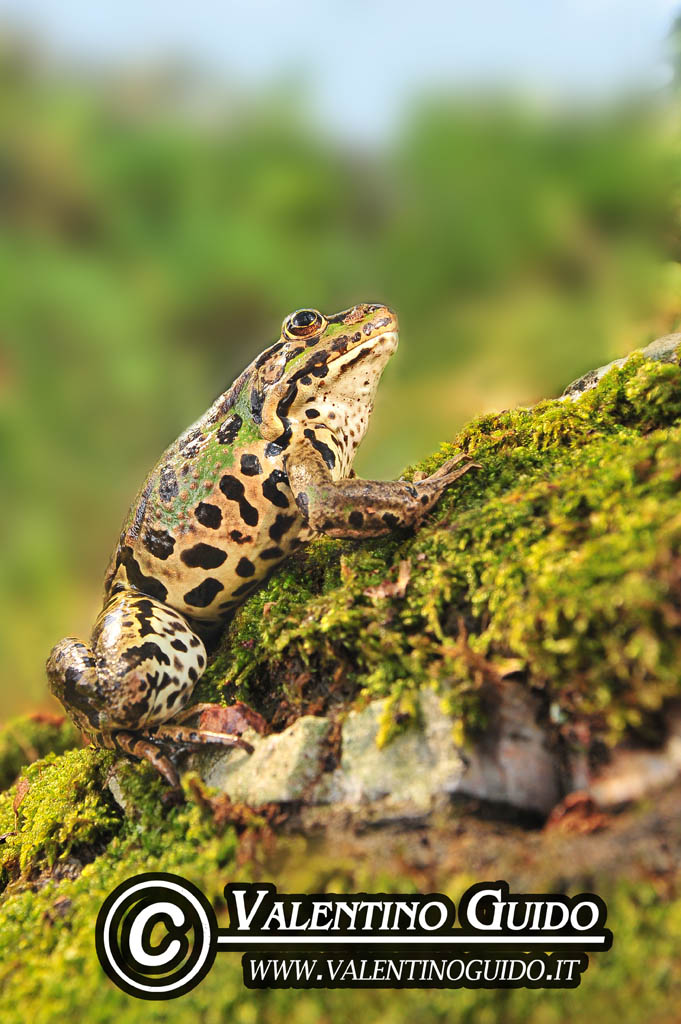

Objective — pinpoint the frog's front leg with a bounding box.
[46,589,249,786]
[284,440,479,539]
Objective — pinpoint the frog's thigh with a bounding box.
[90,591,208,729]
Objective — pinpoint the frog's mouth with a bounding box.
[327,328,398,375]
[325,304,399,367]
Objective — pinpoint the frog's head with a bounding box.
[253,303,398,449]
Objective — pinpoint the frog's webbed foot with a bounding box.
[111,730,182,789]
[110,702,268,786]
[411,452,480,483]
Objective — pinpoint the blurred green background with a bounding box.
[1,15,681,719]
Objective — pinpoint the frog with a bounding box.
[47,303,477,787]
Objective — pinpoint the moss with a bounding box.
[0,714,81,791]
[207,345,681,746]
[1,785,681,1023]
[0,747,119,884]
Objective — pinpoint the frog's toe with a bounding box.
[147,722,254,754]
[112,730,181,788]
[433,454,480,480]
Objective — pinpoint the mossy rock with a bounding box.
[2,334,681,1022]
[199,332,681,757]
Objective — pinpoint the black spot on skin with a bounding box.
[269,513,297,541]
[183,578,224,608]
[171,639,188,652]
[142,526,176,560]
[230,529,252,544]
[217,414,242,445]
[421,494,429,505]
[189,635,201,647]
[304,428,336,470]
[232,580,258,597]
[197,654,205,667]
[181,543,227,569]
[62,666,100,728]
[250,387,264,423]
[240,453,262,476]
[300,375,312,386]
[195,502,222,529]
[188,667,198,682]
[265,441,284,458]
[348,510,364,528]
[406,485,418,498]
[305,408,320,418]
[174,655,183,671]
[121,641,171,670]
[260,546,284,560]
[311,363,329,378]
[276,380,298,418]
[128,477,154,541]
[159,465,179,502]
[255,341,284,368]
[382,512,399,528]
[131,597,159,638]
[296,492,309,516]
[219,474,259,526]
[120,547,168,603]
[262,469,290,508]
[331,334,351,353]
[178,426,204,457]
[236,557,255,577]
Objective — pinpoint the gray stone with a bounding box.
[312,684,560,815]
[197,715,330,803]
[561,332,681,401]
[458,681,561,813]
[587,708,681,808]
[312,690,467,810]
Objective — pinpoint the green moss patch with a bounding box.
[0,714,81,791]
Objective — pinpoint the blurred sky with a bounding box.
[0,0,680,138]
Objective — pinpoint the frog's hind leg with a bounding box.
[112,731,181,788]
[48,589,265,785]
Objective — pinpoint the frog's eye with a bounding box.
[284,309,326,339]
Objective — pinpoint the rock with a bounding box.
[457,681,562,813]
[312,690,466,810]
[587,708,681,808]
[195,685,561,815]
[562,332,681,400]
[194,715,330,803]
